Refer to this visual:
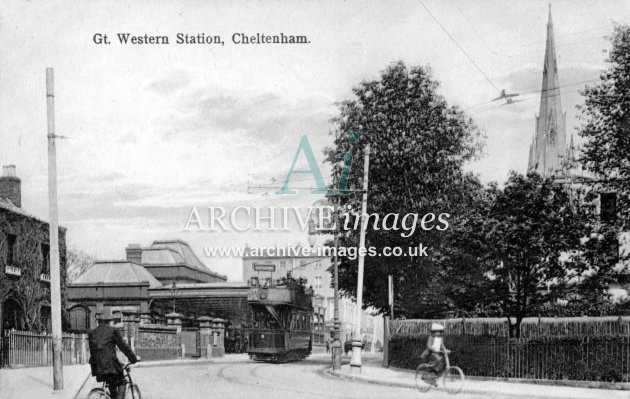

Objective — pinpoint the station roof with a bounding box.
[142,240,225,279]
[72,260,162,288]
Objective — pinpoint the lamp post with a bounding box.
[350,144,371,374]
[169,282,178,313]
[331,199,342,370]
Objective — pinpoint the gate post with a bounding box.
[383,317,389,368]
[198,316,213,358]
[211,318,226,358]
[166,313,183,358]
[122,307,139,353]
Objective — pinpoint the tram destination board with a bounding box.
[253,263,276,272]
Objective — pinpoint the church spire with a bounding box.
[528,6,567,177]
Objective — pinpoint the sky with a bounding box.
[0,0,628,280]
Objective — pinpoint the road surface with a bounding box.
[77,354,487,399]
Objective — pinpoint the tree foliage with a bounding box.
[66,247,95,282]
[0,210,68,331]
[325,61,485,318]
[478,173,592,336]
[578,24,630,227]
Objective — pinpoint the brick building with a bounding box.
[67,240,231,332]
[0,165,67,333]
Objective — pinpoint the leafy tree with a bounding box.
[0,233,14,307]
[576,24,630,309]
[325,61,485,318]
[578,25,630,228]
[479,173,591,337]
[66,247,95,282]
[12,236,50,331]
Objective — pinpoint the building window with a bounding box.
[280,261,286,270]
[41,244,50,275]
[6,233,17,266]
[315,275,322,289]
[315,260,321,269]
[600,192,617,222]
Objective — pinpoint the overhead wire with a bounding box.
[417,0,501,93]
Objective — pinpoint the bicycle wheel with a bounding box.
[414,364,433,393]
[125,384,142,399]
[442,366,465,394]
[87,388,110,399]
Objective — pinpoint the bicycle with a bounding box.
[87,363,142,399]
[414,350,465,394]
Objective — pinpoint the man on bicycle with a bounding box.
[419,323,449,386]
[88,309,138,399]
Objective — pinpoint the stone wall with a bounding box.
[114,309,226,361]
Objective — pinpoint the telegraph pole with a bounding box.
[47,68,63,390]
[350,144,370,374]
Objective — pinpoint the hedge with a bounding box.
[389,335,630,382]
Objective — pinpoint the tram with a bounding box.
[246,272,314,362]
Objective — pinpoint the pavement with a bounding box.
[328,356,630,399]
[0,363,91,399]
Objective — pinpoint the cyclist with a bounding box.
[88,309,138,399]
[419,323,449,386]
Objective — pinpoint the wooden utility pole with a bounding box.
[47,68,63,390]
[350,144,370,374]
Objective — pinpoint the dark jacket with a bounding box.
[88,325,137,381]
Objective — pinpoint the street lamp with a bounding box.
[169,281,179,313]
[331,199,342,370]
[307,198,343,370]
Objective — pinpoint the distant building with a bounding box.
[0,165,67,333]
[66,260,161,331]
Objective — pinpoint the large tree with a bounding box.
[578,24,630,226]
[479,173,591,337]
[325,61,485,318]
[577,24,630,306]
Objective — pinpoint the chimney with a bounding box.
[0,165,21,208]
[125,244,143,264]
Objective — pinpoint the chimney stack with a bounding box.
[0,165,21,208]
[125,244,143,264]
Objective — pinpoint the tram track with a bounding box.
[225,359,379,399]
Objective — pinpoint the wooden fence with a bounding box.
[1,329,88,368]
[387,317,630,382]
[391,316,630,338]
[389,334,630,382]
